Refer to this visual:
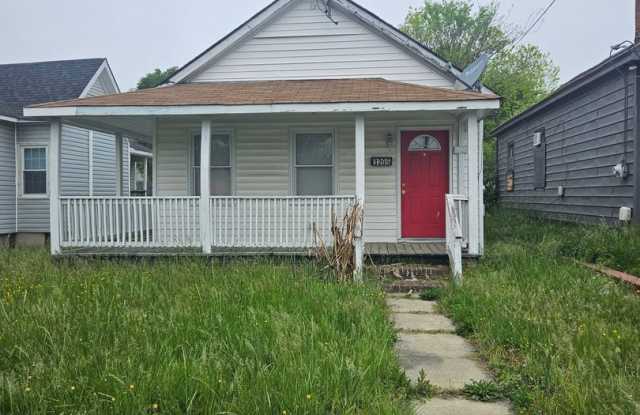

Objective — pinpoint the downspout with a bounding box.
[634,64,640,223]
[14,123,18,234]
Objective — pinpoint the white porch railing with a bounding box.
[59,195,356,250]
[210,196,356,248]
[445,194,468,284]
[59,197,201,248]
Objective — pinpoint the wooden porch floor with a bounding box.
[59,242,447,257]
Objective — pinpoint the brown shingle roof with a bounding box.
[31,78,498,109]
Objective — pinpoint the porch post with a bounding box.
[467,113,481,255]
[115,133,123,196]
[354,115,365,281]
[49,119,61,255]
[200,120,212,254]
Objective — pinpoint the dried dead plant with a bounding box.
[313,202,364,282]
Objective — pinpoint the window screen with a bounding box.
[295,132,333,195]
[23,147,47,195]
[193,133,232,196]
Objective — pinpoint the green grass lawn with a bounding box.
[0,251,411,414]
[440,210,640,414]
[492,209,640,275]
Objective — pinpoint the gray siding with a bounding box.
[16,124,50,232]
[93,131,117,195]
[15,123,130,233]
[0,121,16,234]
[61,125,90,196]
[496,70,635,223]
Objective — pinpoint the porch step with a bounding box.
[382,279,446,293]
[374,263,450,279]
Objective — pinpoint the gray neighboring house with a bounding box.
[493,43,640,224]
[0,58,130,246]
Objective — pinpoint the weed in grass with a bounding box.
[462,380,504,402]
[0,250,411,414]
[440,209,640,414]
[419,287,443,301]
[412,369,436,398]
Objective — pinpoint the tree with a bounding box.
[401,0,560,205]
[401,0,516,69]
[136,67,179,90]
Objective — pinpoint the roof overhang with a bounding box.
[0,115,18,123]
[24,99,499,118]
[493,45,640,136]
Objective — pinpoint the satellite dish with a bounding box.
[460,53,490,90]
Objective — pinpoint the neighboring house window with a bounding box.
[193,133,232,196]
[22,147,47,196]
[506,142,515,192]
[131,156,148,196]
[294,131,334,195]
[533,129,546,189]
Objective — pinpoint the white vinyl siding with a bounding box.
[154,114,464,242]
[188,0,454,88]
[0,122,16,234]
[85,67,118,97]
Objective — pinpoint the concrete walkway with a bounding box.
[387,295,512,415]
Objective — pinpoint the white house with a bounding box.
[24,0,499,274]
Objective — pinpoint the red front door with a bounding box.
[401,130,449,238]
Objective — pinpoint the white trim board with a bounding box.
[25,100,499,118]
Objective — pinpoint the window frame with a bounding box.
[290,128,337,196]
[20,144,48,198]
[190,128,234,196]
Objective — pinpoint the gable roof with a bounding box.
[493,44,640,136]
[0,58,109,119]
[166,0,471,88]
[30,78,497,110]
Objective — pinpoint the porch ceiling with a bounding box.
[24,79,499,119]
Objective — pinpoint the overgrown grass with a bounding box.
[0,250,411,414]
[494,209,640,275]
[440,210,640,414]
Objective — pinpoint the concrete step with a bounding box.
[386,298,437,313]
[383,279,446,293]
[415,398,512,415]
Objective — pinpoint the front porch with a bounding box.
[26,78,496,276]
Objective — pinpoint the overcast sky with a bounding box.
[1,0,635,90]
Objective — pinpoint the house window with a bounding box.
[533,129,546,189]
[506,142,515,192]
[294,131,334,195]
[22,147,47,195]
[193,133,232,196]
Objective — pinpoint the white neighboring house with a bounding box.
[24,0,499,276]
[0,58,132,247]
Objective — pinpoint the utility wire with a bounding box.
[496,0,558,57]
